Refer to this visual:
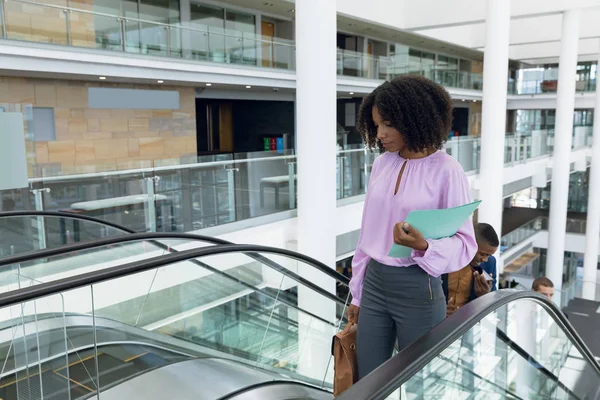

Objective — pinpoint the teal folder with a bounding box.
[387,200,482,258]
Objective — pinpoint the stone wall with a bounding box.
[4,0,97,48]
[0,76,197,177]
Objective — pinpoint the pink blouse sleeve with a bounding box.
[411,164,477,277]
[349,155,381,306]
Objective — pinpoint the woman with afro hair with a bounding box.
[346,75,478,379]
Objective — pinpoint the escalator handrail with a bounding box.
[0,232,350,310]
[0,210,135,233]
[338,289,600,400]
[0,229,350,286]
[0,243,349,316]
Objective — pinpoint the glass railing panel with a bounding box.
[510,77,596,95]
[230,152,297,220]
[444,137,480,173]
[0,290,90,399]
[71,9,123,51]
[90,250,346,388]
[272,38,295,70]
[337,49,367,78]
[500,217,543,253]
[0,214,128,258]
[0,238,212,291]
[4,1,69,46]
[375,297,600,399]
[337,148,375,199]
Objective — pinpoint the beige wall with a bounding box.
[469,101,482,136]
[0,76,197,176]
[4,0,97,48]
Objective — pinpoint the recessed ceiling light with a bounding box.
[246,85,252,89]
[349,92,354,95]
[462,99,465,102]
[472,100,477,102]
[206,83,212,86]
[290,9,295,12]
[99,76,106,80]
[157,80,164,83]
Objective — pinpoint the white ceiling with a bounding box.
[214,0,600,64]
[406,0,600,63]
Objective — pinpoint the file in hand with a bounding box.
[388,200,482,258]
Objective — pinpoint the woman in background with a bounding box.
[346,75,477,379]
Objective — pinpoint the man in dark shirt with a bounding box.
[443,222,499,317]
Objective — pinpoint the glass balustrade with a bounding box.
[1,0,489,90]
[2,126,586,234]
[0,247,347,394]
[373,297,600,400]
[1,0,296,71]
[508,77,597,95]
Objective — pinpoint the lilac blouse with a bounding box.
[350,150,477,306]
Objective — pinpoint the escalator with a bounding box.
[0,212,598,398]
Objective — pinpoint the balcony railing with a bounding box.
[508,77,597,95]
[336,49,484,90]
[0,0,296,70]
[4,127,587,235]
[0,0,485,90]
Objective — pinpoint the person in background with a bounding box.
[532,277,555,300]
[444,222,499,317]
[346,75,477,380]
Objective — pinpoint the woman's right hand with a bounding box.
[347,304,360,325]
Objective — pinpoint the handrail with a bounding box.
[339,289,600,399]
[29,153,296,183]
[0,210,135,234]
[0,244,348,313]
[0,230,349,286]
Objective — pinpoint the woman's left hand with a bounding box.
[393,222,429,251]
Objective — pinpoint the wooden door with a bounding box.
[261,21,275,67]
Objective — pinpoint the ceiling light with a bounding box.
[99,76,106,80]
[462,99,465,102]
[157,80,164,83]
[206,83,212,86]
[349,92,354,95]
[472,100,477,102]
[246,85,252,89]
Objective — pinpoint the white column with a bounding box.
[582,44,600,300]
[547,10,581,307]
[478,0,511,274]
[295,0,338,382]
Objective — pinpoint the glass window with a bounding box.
[225,10,255,34]
[31,108,56,142]
[191,3,225,30]
[408,49,422,74]
[421,51,435,73]
[139,0,180,24]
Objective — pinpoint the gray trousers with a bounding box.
[356,260,446,379]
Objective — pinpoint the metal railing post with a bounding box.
[31,188,50,250]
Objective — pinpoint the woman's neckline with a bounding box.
[396,149,441,162]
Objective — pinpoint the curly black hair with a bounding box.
[357,75,453,153]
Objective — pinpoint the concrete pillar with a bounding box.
[546,10,581,308]
[478,0,511,274]
[295,0,338,382]
[582,44,600,301]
